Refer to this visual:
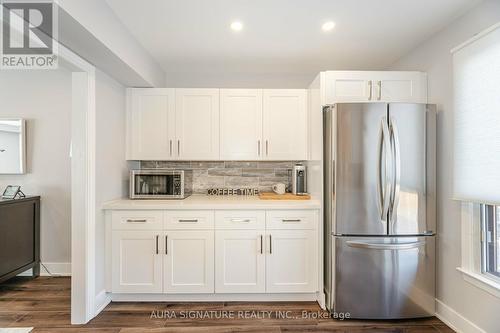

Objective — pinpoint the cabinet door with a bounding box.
[215,230,265,293]
[175,89,220,160]
[376,72,427,103]
[127,88,175,160]
[111,231,163,293]
[220,89,263,160]
[266,230,318,293]
[324,71,373,104]
[164,231,214,293]
[263,89,307,160]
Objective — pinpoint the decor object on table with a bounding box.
[2,185,25,199]
[272,183,286,195]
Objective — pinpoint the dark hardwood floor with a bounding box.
[0,277,454,332]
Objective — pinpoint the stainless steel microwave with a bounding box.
[130,170,192,199]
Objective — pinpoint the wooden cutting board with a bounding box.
[259,192,311,200]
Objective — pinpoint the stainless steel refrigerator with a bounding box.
[323,103,436,319]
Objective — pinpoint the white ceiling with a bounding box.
[106,0,481,84]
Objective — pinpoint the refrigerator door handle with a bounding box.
[389,117,401,229]
[346,240,425,250]
[377,117,392,222]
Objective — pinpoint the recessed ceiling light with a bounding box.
[230,21,243,32]
[322,21,336,32]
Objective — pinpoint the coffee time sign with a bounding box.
[1,0,58,69]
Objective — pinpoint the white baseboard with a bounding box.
[435,299,485,333]
[111,293,318,302]
[94,289,111,316]
[17,262,71,277]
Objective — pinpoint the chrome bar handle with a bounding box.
[269,234,272,254]
[231,218,251,223]
[165,235,168,255]
[258,140,261,156]
[346,240,424,250]
[177,140,180,156]
[260,235,263,254]
[169,140,172,157]
[376,122,383,216]
[377,117,392,222]
[266,140,269,156]
[377,81,382,100]
[178,219,198,223]
[368,81,373,100]
[126,219,147,223]
[389,117,401,228]
[323,105,336,236]
[282,219,301,223]
[155,235,159,255]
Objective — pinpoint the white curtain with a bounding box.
[453,23,500,205]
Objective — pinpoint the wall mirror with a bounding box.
[0,119,26,174]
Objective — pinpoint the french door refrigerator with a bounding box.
[323,103,436,319]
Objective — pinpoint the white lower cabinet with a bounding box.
[266,230,318,293]
[215,230,266,293]
[111,230,163,293]
[164,230,214,293]
[108,209,319,296]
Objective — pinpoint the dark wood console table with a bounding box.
[0,196,40,283]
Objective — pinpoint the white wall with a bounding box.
[58,0,165,87]
[94,70,128,299]
[390,1,500,332]
[164,72,316,89]
[0,69,72,272]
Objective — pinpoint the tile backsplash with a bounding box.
[140,161,300,194]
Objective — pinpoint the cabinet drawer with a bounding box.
[165,211,214,230]
[266,210,317,230]
[215,211,265,229]
[111,211,164,230]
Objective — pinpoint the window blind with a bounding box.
[452,23,500,205]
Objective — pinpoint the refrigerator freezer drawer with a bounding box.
[333,236,435,319]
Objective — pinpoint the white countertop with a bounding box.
[102,195,321,210]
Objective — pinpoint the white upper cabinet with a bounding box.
[263,89,307,160]
[220,89,263,160]
[175,89,220,160]
[376,72,427,103]
[324,72,373,103]
[324,71,427,104]
[127,88,175,160]
[127,87,310,161]
[220,89,308,161]
[125,73,427,161]
[127,88,219,161]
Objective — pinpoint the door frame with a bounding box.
[2,12,98,323]
[58,42,97,324]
